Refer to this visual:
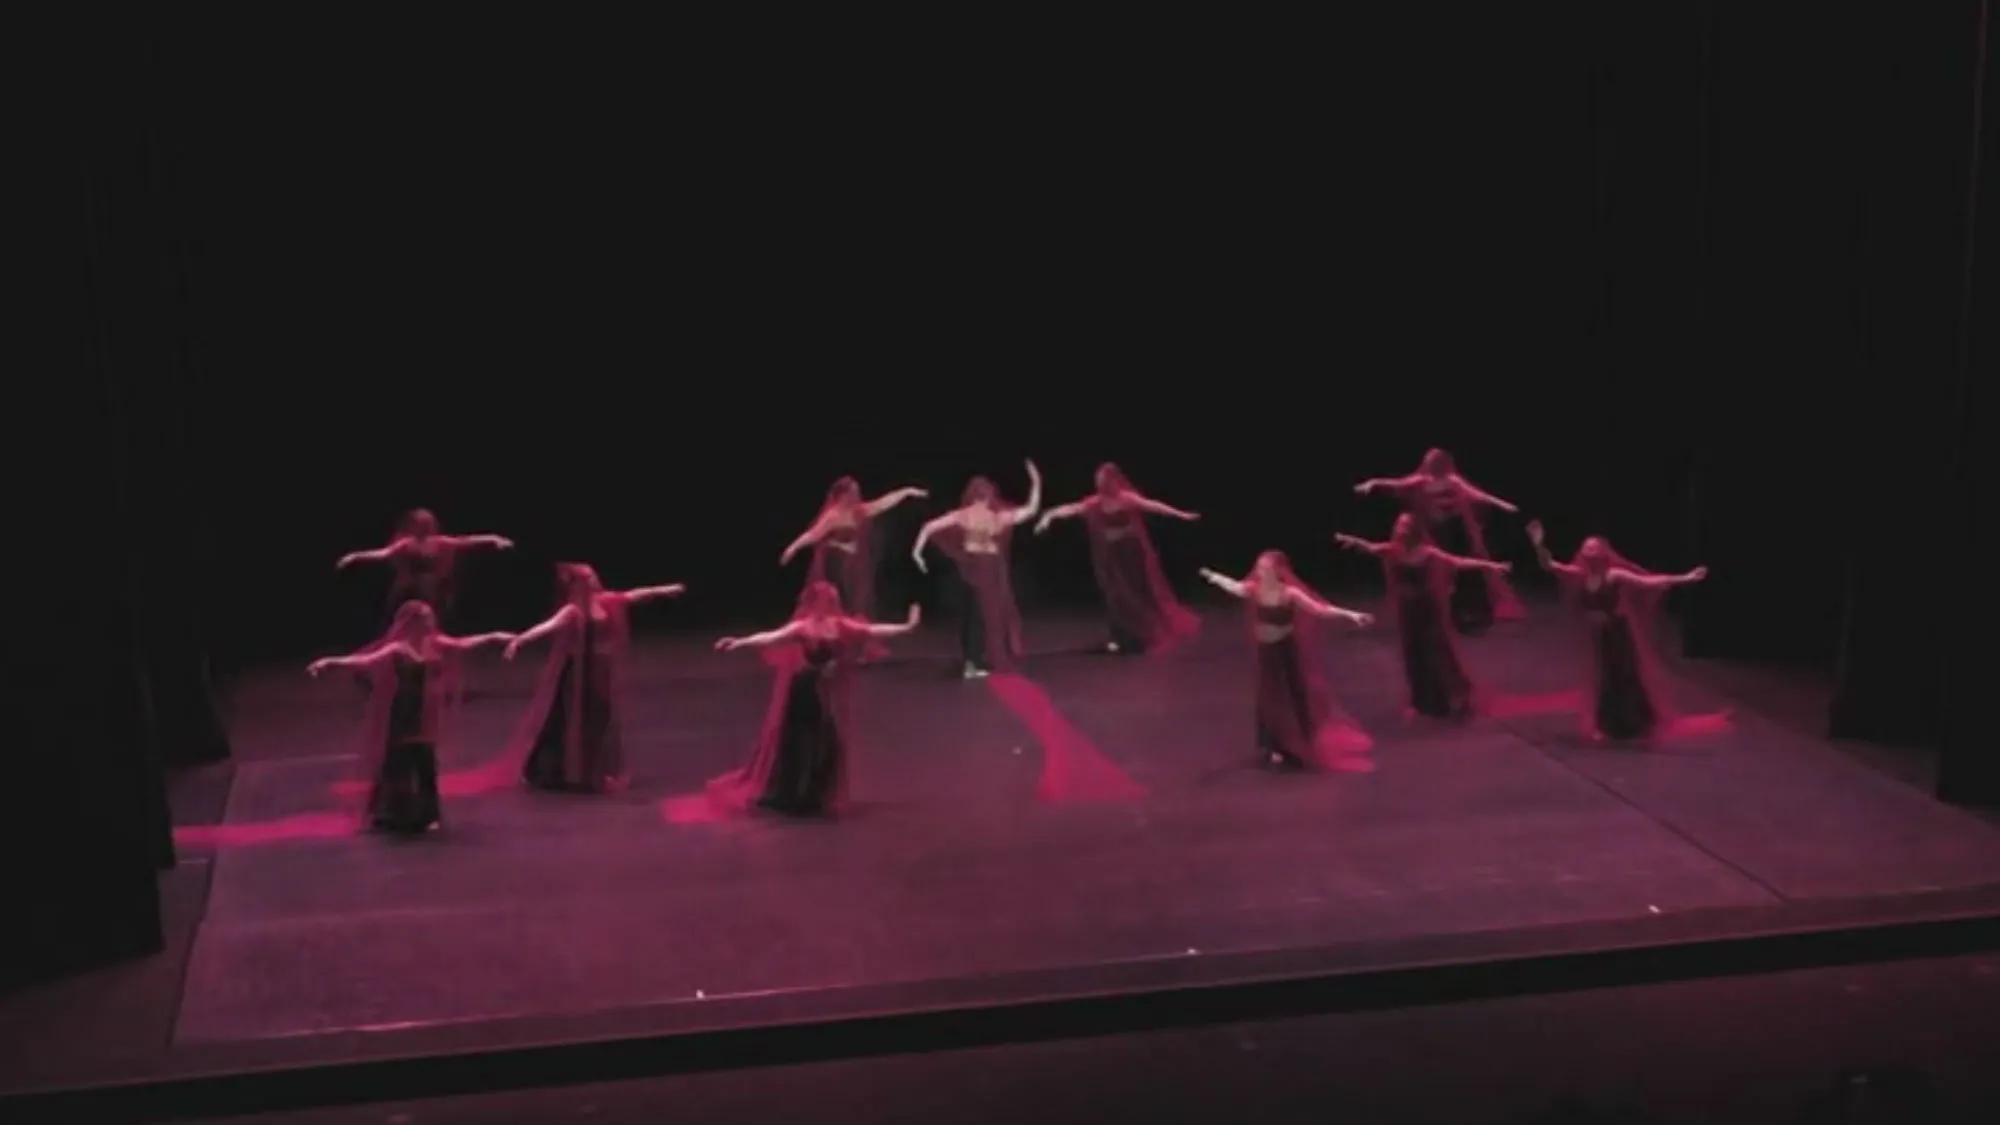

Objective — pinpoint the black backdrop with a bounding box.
[19,4,1992,987]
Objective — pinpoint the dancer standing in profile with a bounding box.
[1198,551,1376,769]
[1355,449,1523,631]
[779,477,929,618]
[500,563,685,793]
[307,601,514,834]
[336,508,515,626]
[912,460,1040,678]
[1527,520,1718,741]
[1336,514,1508,720]
[1035,462,1200,654]
[676,582,921,820]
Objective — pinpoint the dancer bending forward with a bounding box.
[1528,520,1713,741]
[307,601,513,834]
[1200,551,1375,770]
[913,460,1040,678]
[699,583,921,817]
[1337,514,1508,719]
[502,564,684,793]
[1355,448,1523,631]
[1037,462,1199,654]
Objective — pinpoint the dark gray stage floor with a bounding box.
[167,606,2000,1046]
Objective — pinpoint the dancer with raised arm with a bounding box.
[306,601,513,834]
[672,582,921,821]
[1355,448,1523,631]
[1198,551,1375,770]
[1336,514,1509,719]
[1036,462,1199,654]
[779,476,928,619]
[499,563,684,793]
[1527,520,1720,741]
[336,508,514,626]
[913,460,1040,678]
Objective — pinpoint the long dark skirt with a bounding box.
[522,658,624,791]
[1101,537,1157,653]
[1399,593,1473,718]
[1429,517,1493,633]
[815,547,862,616]
[371,741,441,833]
[756,669,845,815]
[1254,638,1314,767]
[1593,617,1659,738]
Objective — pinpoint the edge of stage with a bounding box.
[5,603,2000,1122]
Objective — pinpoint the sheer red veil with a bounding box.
[809,476,876,620]
[1553,538,1730,739]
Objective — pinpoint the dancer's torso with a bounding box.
[389,650,442,743]
[962,506,1003,554]
[1417,478,1460,522]
[1580,576,1624,623]
[1097,502,1141,541]
[1253,595,1294,643]
[822,513,861,554]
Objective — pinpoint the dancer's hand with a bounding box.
[1494,562,1513,573]
[911,552,927,573]
[1526,519,1544,543]
[1033,513,1052,534]
[494,536,515,549]
[909,487,929,499]
[779,546,797,566]
[1686,566,1708,582]
[502,639,521,661]
[905,604,922,625]
[307,658,331,677]
[335,552,359,569]
[715,637,741,651]
[1348,611,1375,627]
[1024,458,1040,480]
[1354,480,1374,495]
[660,584,686,597]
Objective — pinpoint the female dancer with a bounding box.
[1197,552,1375,769]
[1355,449,1523,631]
[778,477,929,619]
[1036,462,1200,654]
[913,460,1040,678]
[307,601,513,834]
[1527,520,1711,740]
[1336,514,1509,719]
[336,508,514,625]
[687,582,921,818]
[501,563,684,793]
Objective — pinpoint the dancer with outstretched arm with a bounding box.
[307,601,513,834]
[1527,520,1718,741]
[336,508,513,627]
[1355,448,1523,631]
[500,563,684,793]
[913,460,1040,678]
[675,583,921,820]
[1336,514,1509,720]
[1198,551,1375,770]
[778,476,928,620]
[1036,462,1199,654]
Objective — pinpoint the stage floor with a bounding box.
[167,604,2000,1047]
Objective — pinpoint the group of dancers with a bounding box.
[310,450,1711,836]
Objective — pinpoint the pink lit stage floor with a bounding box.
[167,605,2000,1046]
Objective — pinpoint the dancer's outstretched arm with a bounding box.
[853,604,922,639]
[714,622,804,651]
[307,644,403,677]
[864,486,929,517]
[780,513,833,566]
[619,583,686,604]
[503,605,579,659]
[1434,549,1511,573]
[1129,493,1199,521]
[1288,588,1373,626]
[1525,521,1581,578]
[910,510,963,572]
[1613,565,1708,590]
[437,533,514,550]
[335,538,410,569]
[1033,498,1090,534]
[443,632,516,652]
[1451,476,1518,513]
[1002,459,1043,526]
[1354,473,1424,495]
[1198,568,1248,598]
[1333,532,1394,557]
